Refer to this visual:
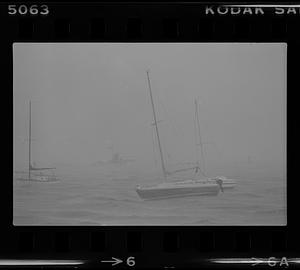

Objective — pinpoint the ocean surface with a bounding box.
[13,164,286,226]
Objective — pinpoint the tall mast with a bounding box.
[28,101,31,181]
[146,70,167,180]
[195,99,206,177]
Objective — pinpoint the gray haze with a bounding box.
[13,43,286,225]
[13,43,286,177]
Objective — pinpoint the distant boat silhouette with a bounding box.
[17,101,59,182]
[92,151,135,166]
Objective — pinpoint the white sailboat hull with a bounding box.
[188,177,236,190]
[136,180,220,200]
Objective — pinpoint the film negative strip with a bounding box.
[0,1,299,269]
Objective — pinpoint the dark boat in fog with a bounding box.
[92,152,135,166]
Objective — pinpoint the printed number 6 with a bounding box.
[30,5,39,15]
[127,257,135,267]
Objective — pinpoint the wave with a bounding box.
[239,192,262,198]
[89,195,138,203]
[254,208,285,215]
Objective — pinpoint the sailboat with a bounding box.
[17,101,59,182]
[135,71,222,200]
[190,99,237,190]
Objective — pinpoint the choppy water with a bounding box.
[13,165,286,226]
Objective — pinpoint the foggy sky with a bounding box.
[13,43,286,177]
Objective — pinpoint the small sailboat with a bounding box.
[135,71,221,200]
[191,99,237,190]
[17,101,59,182]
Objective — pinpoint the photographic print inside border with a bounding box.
[13,43,286,226]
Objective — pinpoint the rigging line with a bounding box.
[196,162,207,177]
[151,127,158,167]
[195,99,207,177]
[193,106,200,167]
[191,115,199,183]
[28,101,31,181]
[163,137,172,163]
[191,108,204,179]
[194,102,202,171]
[158,98,182,138]
[156,100,176,165]
[152,87,181,165]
